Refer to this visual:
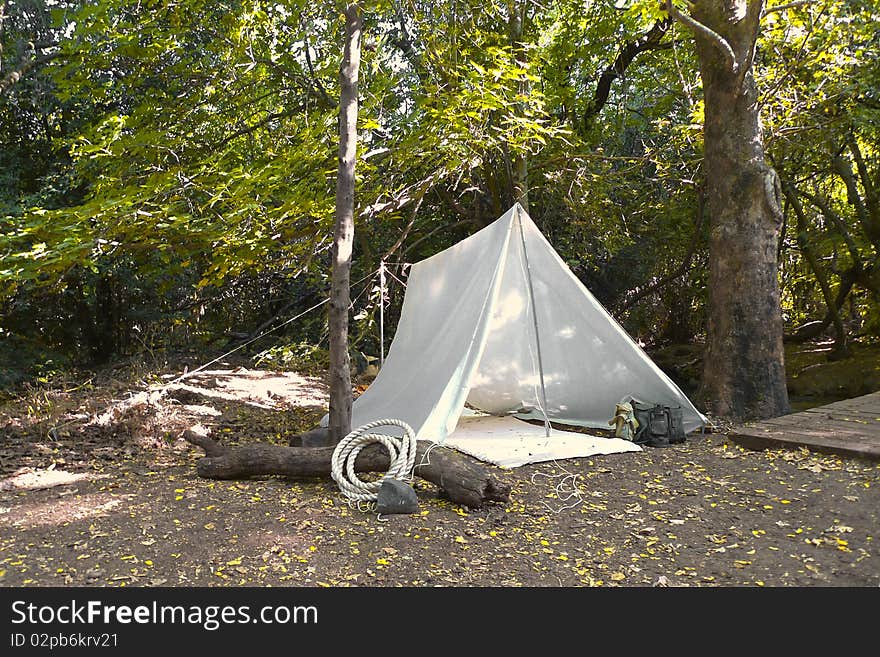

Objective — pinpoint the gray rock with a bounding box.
[289,427,332,448]
[376,479,419,515]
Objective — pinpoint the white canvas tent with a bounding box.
[327,203,706,459]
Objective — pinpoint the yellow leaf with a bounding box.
[226,557,242,566]
[610,572,625,581]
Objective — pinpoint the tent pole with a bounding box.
[379,260,385,368]
[515,205,551,438]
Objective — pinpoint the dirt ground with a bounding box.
[1,362,878,588]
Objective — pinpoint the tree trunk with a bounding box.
[783,183,849,359]
[328,5,363,443]
[183,431,511,510]
[673,0,790,421]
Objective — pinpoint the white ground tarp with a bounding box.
[328,203,707,449]
[443,414,641,468]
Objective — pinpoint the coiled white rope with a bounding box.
[331,418,417,506]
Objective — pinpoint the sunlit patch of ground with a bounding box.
[159,368,328,409]
[0,468,103,492]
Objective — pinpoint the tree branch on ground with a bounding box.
[183,429,511,509]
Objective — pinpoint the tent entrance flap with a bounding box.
[514,204,551,437]
[462,208,550,429]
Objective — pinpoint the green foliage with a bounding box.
[1,0,878,380]
[254,341,329,374]
[762,0,879,334]
[0,330,70,389]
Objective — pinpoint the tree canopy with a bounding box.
[1,0,878,394]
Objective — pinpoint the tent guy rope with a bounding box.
[47,267,384,439]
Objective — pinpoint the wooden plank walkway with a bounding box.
[729,391,880,460]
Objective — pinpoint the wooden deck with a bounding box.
[729,391,880,460]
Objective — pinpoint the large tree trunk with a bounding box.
[183,431,511,510]
[672,0,790,421]
[328,5,363,443]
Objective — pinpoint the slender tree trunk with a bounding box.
[848,138,880,226]
[582,19,672,130]
[328,5,363,443]
[508,1,529,211]
[671,0,789,421]
[783,184,849,359]
[833,153,880,249]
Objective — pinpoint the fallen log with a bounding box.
[183,430,510,509]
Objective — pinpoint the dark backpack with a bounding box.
[632,401,686,448]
